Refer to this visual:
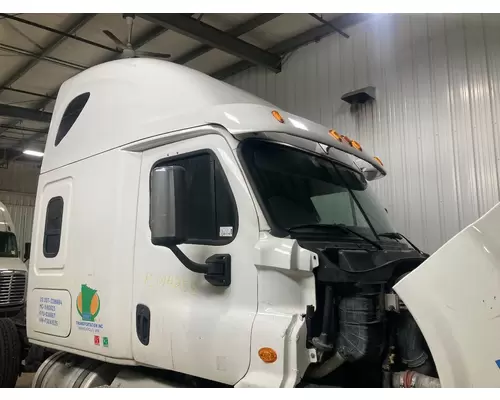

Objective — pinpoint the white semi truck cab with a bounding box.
[0,201,31,387]
[25,59,500,388]
[0,201,27,317]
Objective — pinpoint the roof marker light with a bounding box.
[329,129,343,142]
[350,140,362,151]
[374,156,384,166]
[340,135,352,144]
[272,110,285,123]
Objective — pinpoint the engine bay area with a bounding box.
[299,241,440,388]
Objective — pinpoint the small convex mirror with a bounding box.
[150,165,188,247]
[23,242,31,262]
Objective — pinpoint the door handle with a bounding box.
[136,304,151,346]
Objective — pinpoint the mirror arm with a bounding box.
[168,245,231,287]
[169,245,208,274]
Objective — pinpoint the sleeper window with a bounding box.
[54,92,90,146]
[154,151,237,244]
[44,197,64,258]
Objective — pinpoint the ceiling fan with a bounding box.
[102,14,171,59]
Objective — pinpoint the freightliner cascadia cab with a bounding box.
[26,59,500,388]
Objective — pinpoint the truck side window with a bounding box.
[43,196,64,258]
[54,92,90,146]
[156,151,238,245]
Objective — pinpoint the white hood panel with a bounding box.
[394,203,500,387]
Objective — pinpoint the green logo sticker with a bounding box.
[103,337,109,347]
[76,284,100,322]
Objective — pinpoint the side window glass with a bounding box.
[54,92,90,146]
[44,197,64,258]
[155,151,237,244]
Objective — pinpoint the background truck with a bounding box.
[0,202,51,387]
[25,58,500,388]
[0,201,30,387]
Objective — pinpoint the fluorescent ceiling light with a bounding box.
[23,149,44,157]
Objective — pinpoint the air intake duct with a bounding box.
[336,288,384,362]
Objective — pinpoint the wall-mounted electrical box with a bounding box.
[341,86,376,105]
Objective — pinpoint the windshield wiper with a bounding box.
[378,232,426,256]
[288,223,383,250]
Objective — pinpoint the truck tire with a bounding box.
[0,318,21,387]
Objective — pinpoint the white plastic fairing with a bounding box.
[236,233,317,388]
[42,59,385,177]
[352,158,384,181]
[394,202,500,387]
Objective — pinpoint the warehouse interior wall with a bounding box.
[226,13,500,254]
[0,162,39,259]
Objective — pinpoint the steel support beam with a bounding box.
[212,13,373,81]
[133,25,169,49]
[8,124,49,154]
[9,129,48,163]
[3,16,178,161]
[138,13,281,72]
[0,14,94,98]
[0,14,95,142]
[3,21,174,157]
[2,87,56,100]
[0,43,86,71]
[0,86,58,138]
[0,104,52,123]
[0,124,48,135]
[308,13,349,38]
[0,147,45,165]
[174,13,282,65]
[0,13,117,53]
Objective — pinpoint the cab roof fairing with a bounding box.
[41,59,385,177]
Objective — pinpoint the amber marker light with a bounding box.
[258,347,278,363]
[271,110,285,123]
[329,129,343,142]
[374,156,384,166]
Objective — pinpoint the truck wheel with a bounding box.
[0,318,21,387]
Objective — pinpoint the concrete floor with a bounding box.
[15,373,34,388]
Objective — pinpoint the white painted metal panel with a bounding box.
[226,13,500,254]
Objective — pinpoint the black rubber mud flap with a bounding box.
[0,318,21,387]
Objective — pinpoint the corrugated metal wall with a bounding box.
[0,162,39,258]
[226,13,500,253]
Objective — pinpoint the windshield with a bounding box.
[0,232,18,257]
[240,140,396,240]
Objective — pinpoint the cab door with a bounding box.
[132,131,259,385]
